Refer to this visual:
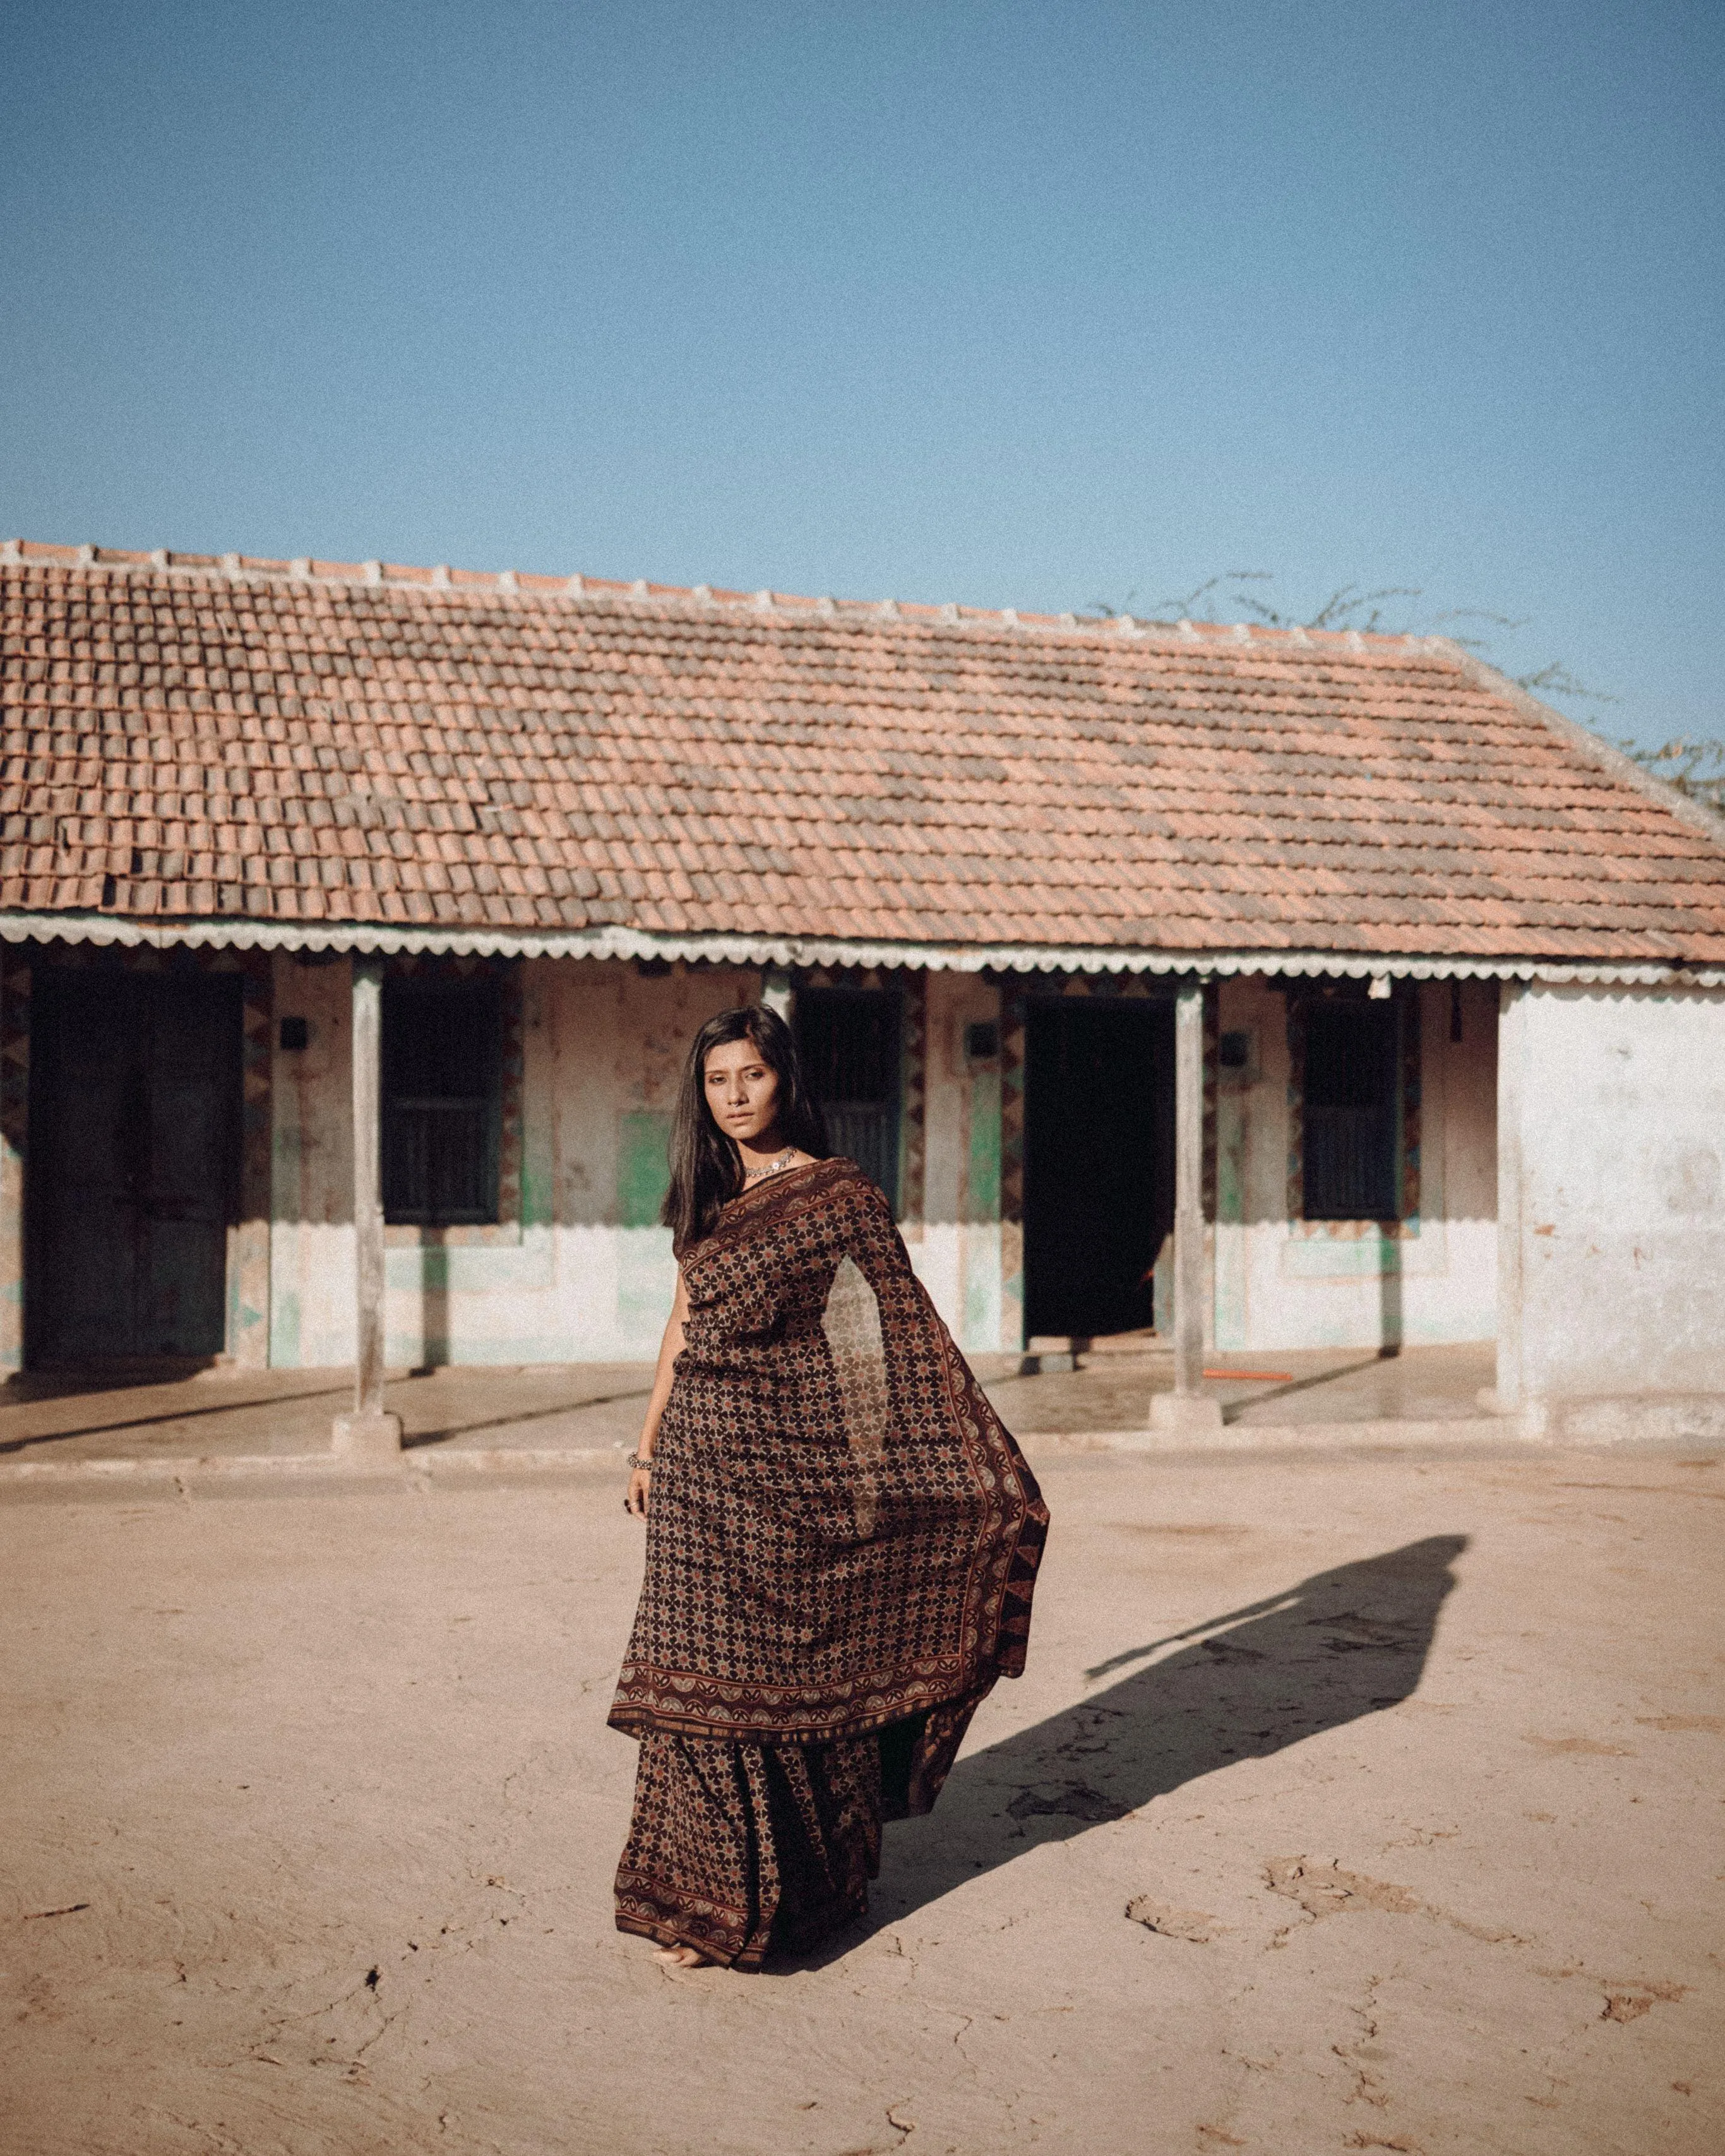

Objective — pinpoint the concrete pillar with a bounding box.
[761,967,794,1022]
[1151,982,1222,1435]
[333,954,402,1460]
[1479,979,1529,1423]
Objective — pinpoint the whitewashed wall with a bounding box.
[264,956,1515,1371]
[1210,975,1498,1353]
[266,956,1008,1368]
[268,955,761,1367]
[268,955,355,1367]
[542,959,763,1359]
[1497,982,1725,1440]
[911,973,1006,1354]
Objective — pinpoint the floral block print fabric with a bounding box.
[609,1157,1049,1785]
[614,1732,882,1969]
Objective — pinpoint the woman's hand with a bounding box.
[626,1459,652,1518]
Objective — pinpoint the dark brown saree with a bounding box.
[610,1157,1048,1967]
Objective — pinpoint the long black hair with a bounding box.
[662,1004,828,1254]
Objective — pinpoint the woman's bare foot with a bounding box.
[654,1943,712,1969]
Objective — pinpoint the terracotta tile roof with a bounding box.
[4,538,1724,965]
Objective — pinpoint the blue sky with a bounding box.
[2,0,1719,749]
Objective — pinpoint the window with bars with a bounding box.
[1301,999,1401,1221]
[796,989,902,1206]
[382,974,501,1225]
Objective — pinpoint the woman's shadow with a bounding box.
[863,1533,1467,1933]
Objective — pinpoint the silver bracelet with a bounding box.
[628,1454,654,1471]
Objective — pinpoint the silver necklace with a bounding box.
[743,1147,799,1184]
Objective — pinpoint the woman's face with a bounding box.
[703,1037,784,1145]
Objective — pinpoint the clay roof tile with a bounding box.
[4,548,1722,963]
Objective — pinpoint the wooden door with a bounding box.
[28,969,241,1362]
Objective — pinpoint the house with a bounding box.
[4,539,1723,1448]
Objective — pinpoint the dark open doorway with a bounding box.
[27,968,241,1365]
[1024,996,1173,1340]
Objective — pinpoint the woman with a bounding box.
[611,1003,1049,1970]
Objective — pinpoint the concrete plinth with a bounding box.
[331,1411,403,1464]
[1149,1390,1224,1436]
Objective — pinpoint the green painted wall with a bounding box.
[618,1111,674,1229]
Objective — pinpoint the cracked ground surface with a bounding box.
[2,1446,1721,2155]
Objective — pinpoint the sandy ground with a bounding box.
[3,1444,1721,2156]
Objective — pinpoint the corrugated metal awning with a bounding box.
[3,910,1722,989]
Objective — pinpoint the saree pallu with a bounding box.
[610,1157,1048,1967]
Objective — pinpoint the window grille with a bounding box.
[1301,1000,1400,1221]
[796,989,902,1206]
[383,975,501,1225]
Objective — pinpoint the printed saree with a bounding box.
[610,1156,1048,1966]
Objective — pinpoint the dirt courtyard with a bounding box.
[3,1444,1720,2156]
